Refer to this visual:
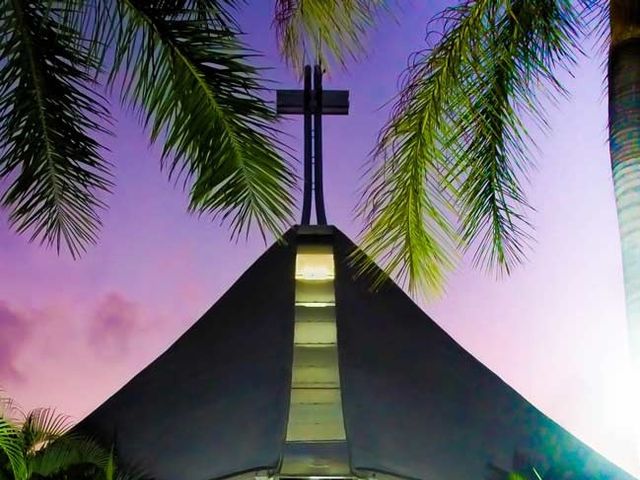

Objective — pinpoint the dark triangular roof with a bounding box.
[77,227,634,480]
[77,230,296,480]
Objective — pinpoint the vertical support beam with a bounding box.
[301,66,313,225]
[313,65,328,225]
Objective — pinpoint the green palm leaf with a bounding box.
[357,0,494,294]
[361,0,581,293]
[0,0,113,259]
[356,113,458,294]
[21,408,112,477]
[0,418,27,480]
[28,435,109,477]
[450,0,580,271]
[274,0,384,71]
[110,0,296,239]
[20,408,71,454]
[1,393,114,480]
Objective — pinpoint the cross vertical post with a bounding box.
[313,65,327,225]
[277,65,349,226]
[302,66,312,225]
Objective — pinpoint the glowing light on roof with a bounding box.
[296,245,335,280]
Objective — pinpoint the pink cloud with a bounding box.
[0,302,31,382]
[88,293,139,357]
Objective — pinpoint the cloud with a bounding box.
[88,293,139,357]
[0,302,31,382]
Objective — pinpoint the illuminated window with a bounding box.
[281,240,349,479]
[295,245,335,280]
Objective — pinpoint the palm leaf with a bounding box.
[28,435,109,477]
[450,0,581,271]
[0,394,27,480]
[20,408,71,455]
[0,393,114,480]
[355,114,458,294]
[0,0,113,258]
[110,0,296,240]
[105,446,116,480]
[357,0,495,294]
[0,417,27,480]
[361,0,581,293]
[274,0,384,71]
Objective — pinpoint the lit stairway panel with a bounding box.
[295,244,335,280]
[294,321,337,345]
[295,280,335,306]
[292,346,340,388]
[280,240,350,478]
[286,389,345,441]
[296,305,336,322]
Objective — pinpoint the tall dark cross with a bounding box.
[277,65,349,225]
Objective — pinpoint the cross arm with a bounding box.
[276,90,349,115]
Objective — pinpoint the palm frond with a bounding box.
[73,0,241,69]
[0,0,113,258]
[450,0,581,271]
[361,0,581,293]
[355,110,458,294]
[21,408,71,454]
[274,0,383,71]
[579,0,609,52]
[0,393,21,423]
[357,0,497,294]
[28,434,109,477]
[0,393,114,480]
[0,417,26,480]
[109,0,296,239]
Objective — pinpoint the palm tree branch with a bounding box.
[448,0,581,271]
[274,0,384,71]
[28,435,109,477]
[355,101,457,294]
[111,0,296,239]
[20,408,71,454]
[357,0,497,294]
[0,418,26,480]
[0,0,112,258]
[361,0,581,292]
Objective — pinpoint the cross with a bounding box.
[277,65,349,225]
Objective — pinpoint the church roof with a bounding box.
[77,226,634,480]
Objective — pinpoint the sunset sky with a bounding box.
[0,1,638,476]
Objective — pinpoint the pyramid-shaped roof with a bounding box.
[78,226,633,480]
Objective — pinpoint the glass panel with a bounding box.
[282,239,348,477]
[295,280,335,305]
[286,392,346,441]
[295,245,335,280]
[296,306,335,322]
[292,346,340,388]
[294,322,337,346]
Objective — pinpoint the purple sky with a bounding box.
[0,1,638,476]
